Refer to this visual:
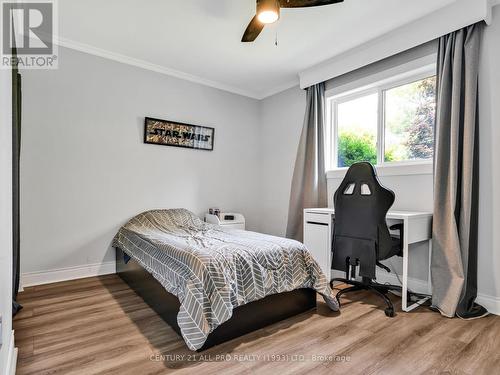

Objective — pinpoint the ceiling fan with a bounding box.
[242,0,345,42]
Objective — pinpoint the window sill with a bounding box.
[326,161,433,179]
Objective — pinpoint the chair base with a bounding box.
[331,277,402,317]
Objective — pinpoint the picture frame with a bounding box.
[144,117,215,151]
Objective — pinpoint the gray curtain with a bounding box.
[286,83,327,242]
[431,23,487,319]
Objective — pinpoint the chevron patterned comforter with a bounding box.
[112,209,338,350]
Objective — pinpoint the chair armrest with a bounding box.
[389,223,403,233]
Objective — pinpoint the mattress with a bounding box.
[112,208,338,350]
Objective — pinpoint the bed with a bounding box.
[113,209,338,351]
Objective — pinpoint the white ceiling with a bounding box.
[58,0,456,99]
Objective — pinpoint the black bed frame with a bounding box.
[115,248,317,351]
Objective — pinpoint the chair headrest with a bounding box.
[335,162,394,203]
[343,161,377,181]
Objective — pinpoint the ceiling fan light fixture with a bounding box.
[257,0,280,24]
[257,10,279,24]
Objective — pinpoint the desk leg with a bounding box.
[402,234,432,312]
[402,218,409,312]
[428,239,433,295]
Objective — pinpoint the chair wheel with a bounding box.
[385,307,395,317]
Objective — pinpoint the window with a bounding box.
[326,71,436,170]
[337,93,378,168]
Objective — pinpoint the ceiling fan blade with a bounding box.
[279,0,344,8]
[241,15,265,42]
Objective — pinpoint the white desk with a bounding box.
[303,207,433,312]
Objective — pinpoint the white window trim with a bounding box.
[325,59,436,178]
[326,160,433,180]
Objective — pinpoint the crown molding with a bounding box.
[54,36,266,100]
[255,79,300,99]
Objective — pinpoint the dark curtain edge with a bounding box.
[12,39,22,315]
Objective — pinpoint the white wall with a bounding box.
[0,65,14,372]
[20,47,261,277]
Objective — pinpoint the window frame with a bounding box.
[325,64,437,175]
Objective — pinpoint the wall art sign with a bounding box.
[144,117,214,151]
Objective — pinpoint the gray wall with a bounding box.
[477,6,500,300]
[20,47,261,274]
[0,57,13,374]
[259,86,306,236]
[19,7,500,304]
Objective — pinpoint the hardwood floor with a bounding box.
[14,275,500,375]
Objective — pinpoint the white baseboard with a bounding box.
[332,270,430,294]
[332,270,500,315]
[377,273,500,316]
[476,294,500,316]
[18,262,500,315]
[21,261,116,288]
[8,349,17,375]
[4,330,17,375]
[374,271,430,295]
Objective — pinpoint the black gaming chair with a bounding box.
[330,162,403,317]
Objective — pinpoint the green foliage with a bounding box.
[338,132,377,167]
[384,76,436,161]
[384,148,395,162]
[405,77,435,159]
